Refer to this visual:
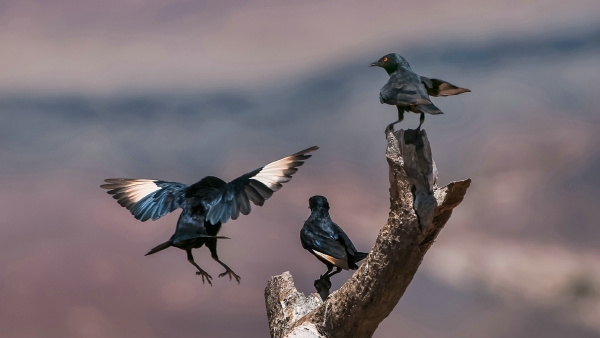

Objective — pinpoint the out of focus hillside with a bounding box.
[0,1,599,337]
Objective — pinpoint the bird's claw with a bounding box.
[385,123,395,136]
[196,270,213,286]
[219,269,241,284]
[314,274,332,301]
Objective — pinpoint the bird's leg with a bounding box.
[314,274,332,301]
[326,267,342,278]
[314,265,335,301]
[186,249,212,286]
[215,260,241,284]
[207,240,241,284]
[416,113,425,134]
[385,108,405,135]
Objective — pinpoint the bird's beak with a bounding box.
[369,61,381,67]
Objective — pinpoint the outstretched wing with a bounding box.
[380,73,431,106]
[420,76,471,97]
[101,179,188,222]
[205,146,319,224]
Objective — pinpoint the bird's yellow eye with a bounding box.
[383,57,388,62]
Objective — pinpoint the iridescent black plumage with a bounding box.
[300,196,368,280]
[370,53,470,132]
[101,146,318,285]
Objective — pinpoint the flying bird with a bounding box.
[370,53,470,132]
[101,146,319,285]
[300,196,368,281]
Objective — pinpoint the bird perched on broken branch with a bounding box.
[101,146,318,285]
[370,53,470,132]
[301,195,368,298]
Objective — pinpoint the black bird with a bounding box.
[370,53,470,132]
[101,146,318,285]
[300,196,368,281]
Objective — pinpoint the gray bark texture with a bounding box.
[264,128,471,338]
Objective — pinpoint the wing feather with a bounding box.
[101,179,187,222]
[312,250,349,270]
[420,76,471,97]
[204,146,318,225]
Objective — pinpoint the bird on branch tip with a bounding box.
[370,53,470,134]
[100,146,319,286]
[300,195,368,298]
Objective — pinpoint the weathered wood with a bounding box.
[264,128,471,338]
[265,272,323,338]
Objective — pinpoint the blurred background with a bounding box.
[1,0,599,337]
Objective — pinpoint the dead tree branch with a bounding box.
[264,129,471,338]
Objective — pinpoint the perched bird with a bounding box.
[300,196,368,280]
[370,53,470,132]
[101,146,318,285]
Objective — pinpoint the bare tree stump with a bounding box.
[264,128,471,338]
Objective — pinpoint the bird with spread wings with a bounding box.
[101,146,318,285]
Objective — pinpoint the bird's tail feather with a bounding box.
[145,241,173,256]
[349,251,369,269]
[196,235,231,239]
[353,252,369,262]
[416,103,443,115]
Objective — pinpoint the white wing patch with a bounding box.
[251,156,298,191]
[107,179,162,203]
[312,250,349,270]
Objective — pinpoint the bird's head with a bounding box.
[308,195,330,211]
[369,53,411,75]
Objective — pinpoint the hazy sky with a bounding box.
[0,0,598,95]
[1,1,599,338]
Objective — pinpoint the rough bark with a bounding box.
[264,128,471,338]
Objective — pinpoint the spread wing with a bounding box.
[204,146,319,225]
[101,179,188,222]
[380,73,431,106]
[420,76,471,97]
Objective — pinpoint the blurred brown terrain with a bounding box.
[1,1,600,337]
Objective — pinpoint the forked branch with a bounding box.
[265,129,471,338]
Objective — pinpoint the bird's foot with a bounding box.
[219,269,241,284]
[314,274,332,301]
[414,127,421,139]
[196,270,213,286]
[385,123,396,136]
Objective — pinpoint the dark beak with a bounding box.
[369,61,380,67]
